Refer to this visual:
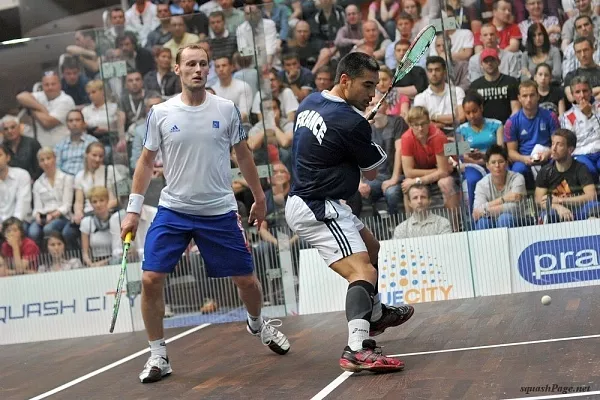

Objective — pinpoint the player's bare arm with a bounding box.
[233,140,266,227]
[120,147,158,240]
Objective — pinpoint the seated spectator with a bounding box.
[561,16,600,81]
[16,71,75,148]
[252,69,299,123]
[80,186,118,267]
[535,129,600,222]
[54,110,99,176]
[392,12,414,45]
[279,52,315,103]
[564,37,600,104]
[534,63,565,117]
[2,115,42,180]
[457,92,504,211]
[414,56,466,134]
[208,10,239,60]
[505,80,560,188]
[218,0,245,37]
[385,40,428,100]
[164,16,201,67]
[334,5,364,57]
[60,56,90,106]
[131,93,164,174]
[66,26,112,80]
[468,24,521,82]
[518,0,561,46]
[125,0,160,48]
[247,98,293,168]
[37,232,83,273]
[403,0,429,37]
[143,48,182,98]
[1,217,39,274]
[314,66,334,93]
[0,144,32,226]
[561,76,600,180]
[261,0,291,43]
[400,107,460,216]
[474,0,521,53]
[470,48,520,124]
[120,71,147,131]
[376,66,409,119]
[105,7,134,46]
[560,0,600,52]
[431,33,471,93]
[355,20,390,62]
[212,56,254,121]
[287,21,327,73]
[82,81,126,156]
[233,54,259,96]
[28,147,77,248]
[368,0,400,40]
[520,23,562,83]
[236,4,280,69]
[358,93,407,215]
[428,6,474,62]
[179,0,209,38]
[145,2,172,52]
[73,142,121,224]
[472,145,527,230]
[116,32,156,77]
[393,183,452,239]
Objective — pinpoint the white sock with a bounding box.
[348,319,370,351]
[370,295,383,322]
[247,312,263,332]
[149,338,167,358]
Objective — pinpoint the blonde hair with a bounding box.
[378,65,393,79]
[87,186,109,202]
[85,79,104,92]
[37,146,56,160]
[406,106,430,125]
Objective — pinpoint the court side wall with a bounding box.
[298,220,600,315]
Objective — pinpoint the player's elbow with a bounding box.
[361,169,378,181]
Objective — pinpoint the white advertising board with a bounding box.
[0,263,144,345]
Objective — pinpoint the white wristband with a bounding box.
[127,194,144,214]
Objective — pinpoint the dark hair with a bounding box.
[61,55,80,72]
[395,39,411,50]
[526,23,550,55]
[407,183,430,199]
[215,55,232,65]
[397,12,413,23]
[0,143,13,158]
[315,65,333,77]
[67,109,85,121]
[493,0,511,11]
[573,36,593,49]
[282,52,299,63]
[426,55,446,70]
[44,231,66,251]
[110,7,124,15]
[334,52,380,84]
[484,144,508,163]
[552,128,577,149]
[1,217,24,237]
[462,90,484,107]
[115,31,138,49]
[534,62,552,76]
[574,14,593,28]
[209,10,225,20]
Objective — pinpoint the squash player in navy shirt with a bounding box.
[285,52,414,373]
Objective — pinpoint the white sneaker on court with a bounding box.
[139,355,172,383]
[247,318,291,355]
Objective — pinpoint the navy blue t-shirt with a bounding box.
[290,91,387,220]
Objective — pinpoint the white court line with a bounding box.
[29,323,211,400]
[503,390,600,399]
[313,333,600,400]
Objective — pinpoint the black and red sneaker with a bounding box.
[370,304,414,337]
[339,339,404,373]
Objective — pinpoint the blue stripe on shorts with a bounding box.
[142,206,254,277]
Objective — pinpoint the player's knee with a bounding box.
[232,274,259,290]
[142,271,166,291]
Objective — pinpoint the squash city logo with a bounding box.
[379,245,453,305]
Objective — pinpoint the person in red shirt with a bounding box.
[474,0,522,53]
[1,217,40,274]
[400,106,461,219]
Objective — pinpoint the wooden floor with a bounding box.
[4,286,600,400]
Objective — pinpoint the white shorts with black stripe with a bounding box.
[285,195,367,266]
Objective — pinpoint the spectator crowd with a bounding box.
[1,0,600,284]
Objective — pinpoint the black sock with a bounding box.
[346,280,375,350]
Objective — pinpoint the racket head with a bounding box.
[392,24,437,87]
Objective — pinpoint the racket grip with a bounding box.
[124,232,133,244]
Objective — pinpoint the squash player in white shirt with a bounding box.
[120,43,290,384]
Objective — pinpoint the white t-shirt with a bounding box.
[251,88,299,117]
[414,84,466,118]
[212,78,254,117]
[0,167,32,223]
[144,93,245,216]
[429,29,474,57]
[82,102,119,131]
[32,91,76,148]
[80,213,118,258]
[74,165,121,213]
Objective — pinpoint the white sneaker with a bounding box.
[247,318,291,355]
[139,355,172,383]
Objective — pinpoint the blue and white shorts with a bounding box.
[142,206,254,277]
